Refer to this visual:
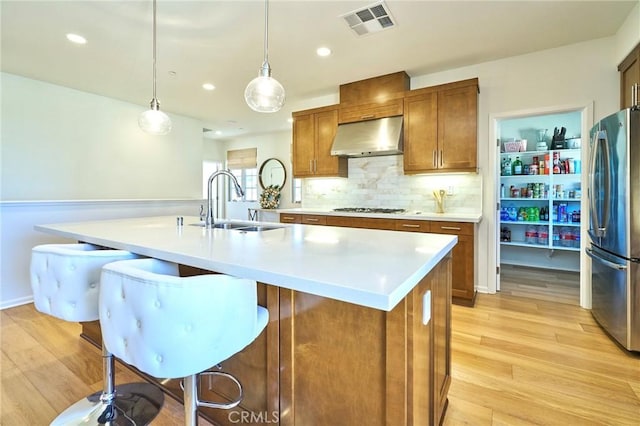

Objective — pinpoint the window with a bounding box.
[292,178,302,203]
[227,148,258,202]
[228,168,258,202]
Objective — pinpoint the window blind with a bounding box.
[226,148,257,169]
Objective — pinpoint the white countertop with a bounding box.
[276,208,482,223]
[35,216,457,311]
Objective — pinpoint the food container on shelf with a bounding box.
[502,140,520,152]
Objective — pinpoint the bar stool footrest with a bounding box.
[197,371,243,410]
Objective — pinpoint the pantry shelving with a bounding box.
[497,109,586,274]
[500,147,581,252]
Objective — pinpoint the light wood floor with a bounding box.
[500,264,581,306]
[3,294,639,425]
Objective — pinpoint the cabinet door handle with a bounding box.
[439,226,461,231]
[360,114,375,120]
[440,150,444,167]
[433,150,437,167]
[314,159,317,173]
[309,159,313,172]
[401,224,421,228]
[305,218,320,222]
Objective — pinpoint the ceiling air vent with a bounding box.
[340,1,396,36]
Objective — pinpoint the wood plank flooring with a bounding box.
[500,264,581,306]
[2,292,639,425]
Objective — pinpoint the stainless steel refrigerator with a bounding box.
[587,107,640,351]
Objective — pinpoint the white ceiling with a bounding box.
[1,1,636,140]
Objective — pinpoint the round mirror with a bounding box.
[259,158,286,190]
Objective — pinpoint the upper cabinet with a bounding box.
[292,105,347,178]
[338,71,409,124]
[404,78,479,174]
[619,42,640,109]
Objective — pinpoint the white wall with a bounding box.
[220,130,297,220]
[0,200,202,309]
[0,73,206,308]
[615,1,640,63]
[1,72,204,200]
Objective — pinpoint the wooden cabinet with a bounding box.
[279,254,451,426]
[279,213,301,224]
[292,105,347,178]
[395,219,431,233]
[338,71,409,124]
[338,97,404,124]
[280,213,476,306]
[619,42,640,109]
[325,215,396,230]
[404,78,479,174]
[300,214,326,225]
[430,221,476,306]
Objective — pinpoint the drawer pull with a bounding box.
[439,226,461,231]
[305,218,320,222]
[401,224,421,228]
[360,114,375,120]
[282,216,295,220]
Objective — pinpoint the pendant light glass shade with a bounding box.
[245,0,285,113]
[139,100,172,135]
[139,0,171,135]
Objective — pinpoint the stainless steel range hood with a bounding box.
[330,116,403,157]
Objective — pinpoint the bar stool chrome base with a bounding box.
[51,382,164,426]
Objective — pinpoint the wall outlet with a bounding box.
[422,290,431,325]
[447,186,454,196]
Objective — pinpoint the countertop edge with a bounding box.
[275,208,482,223]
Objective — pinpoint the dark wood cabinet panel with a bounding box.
[338,97,404,124]
[619,42,640,109]
[292,105,347,178]
[438,85,478,172]
[325,215,396,230]
[404,78,479,174]
[339,71,410,105]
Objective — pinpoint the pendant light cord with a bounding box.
[152,0,158,100]
[262,0,269,65]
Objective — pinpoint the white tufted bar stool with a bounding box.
[30,243,164,425]
[99,258,269,426]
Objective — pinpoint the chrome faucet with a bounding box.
[205,169,244,228]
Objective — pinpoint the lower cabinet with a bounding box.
[285,214,476,306]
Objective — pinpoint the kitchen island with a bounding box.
[35,215,456,425]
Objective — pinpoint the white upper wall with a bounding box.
[616,1,640,62]
[1,73,204,201]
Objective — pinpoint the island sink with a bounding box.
[189,221,283,232]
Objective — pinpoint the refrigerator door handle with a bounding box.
[589,130,611,238]
[586,247,627,270]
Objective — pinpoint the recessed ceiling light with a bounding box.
[316,47,332,57]
[202,83,215,91]
[66,33,87,44]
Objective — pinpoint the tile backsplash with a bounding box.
[302,156,482,214]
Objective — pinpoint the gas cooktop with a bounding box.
[333,207,406,214]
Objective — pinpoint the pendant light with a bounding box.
[244,0,285,113]
[139,0,172,135]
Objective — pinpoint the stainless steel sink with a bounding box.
[234,225,283,232]
[188,222,283,231]
[189,222,251,229]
